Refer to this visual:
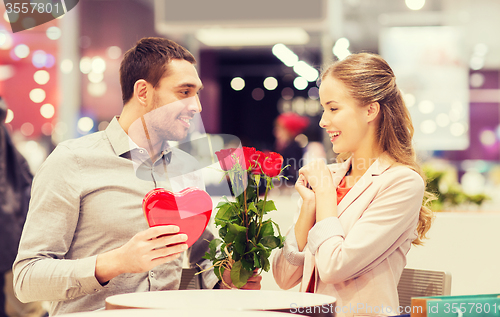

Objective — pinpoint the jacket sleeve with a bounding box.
[13,145,104,303]
[272,198,307,290]
[307,168,424,285]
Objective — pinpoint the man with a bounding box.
[13,37,260,316]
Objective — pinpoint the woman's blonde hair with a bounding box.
[322,53,434,245]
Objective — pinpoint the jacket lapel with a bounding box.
[335,153,393,217]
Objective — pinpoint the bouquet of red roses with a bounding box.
[203,146,286,288]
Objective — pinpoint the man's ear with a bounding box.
[366,102,380,123]
[133,79,150,107]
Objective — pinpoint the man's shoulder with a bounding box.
[45,131,109,165]
[57,131,107,151]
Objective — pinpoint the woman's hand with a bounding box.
[298,159,335,194]
[220,268,262,290]
[295,174,315,205]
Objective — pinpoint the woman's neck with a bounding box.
[349,147,383,179]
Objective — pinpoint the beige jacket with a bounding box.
[273,154,424,317]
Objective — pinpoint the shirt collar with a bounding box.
[105,116,173,159]
[105,116,132,156]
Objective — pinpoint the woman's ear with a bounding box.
[366,102,380,123]
[133,79,149,107]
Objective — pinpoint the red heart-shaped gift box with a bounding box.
[142,187,213,248]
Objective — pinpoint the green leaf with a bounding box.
[229,223,247,234]
[224,223,247,244]
[260,236,280,249]
[253,252,261,268]
[248,221,256,241]
[230,260,254,289]
[215,202,236,222]
[259,253,271,271]
[208,238,222,258]
[241,256,254,272]
[214,264,225,281]
[259,221,274,238]
[234,231,247,255]
[256,200,277,215]
[218,226,228,240]
[247,202,258,217]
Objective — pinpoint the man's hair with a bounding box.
[119,37,196,104]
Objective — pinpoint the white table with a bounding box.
[105,290,336,317]
[59,308,303,317]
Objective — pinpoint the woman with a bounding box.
[272,53,434,317]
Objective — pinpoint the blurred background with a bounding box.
[1,0,499,208]
[1,0,500,300]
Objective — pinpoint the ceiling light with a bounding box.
[405,0,425,10]
[293,61,319,82]
[196,27,309,47]
[272,44,299,67]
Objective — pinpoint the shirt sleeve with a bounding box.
[13,145,104,303]
[272,198,306,290]
[308,168,424,285]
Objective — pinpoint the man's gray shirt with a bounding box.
[13,117,217,315]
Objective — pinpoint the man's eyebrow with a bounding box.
[175,83,204,91]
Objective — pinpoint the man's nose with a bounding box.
[190,95,202,112]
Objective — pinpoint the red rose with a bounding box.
[262,152,283,177]
[216,148,243,171]
[251,151,266,175]
[242,147,256,170]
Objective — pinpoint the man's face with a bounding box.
[146,59,203,141]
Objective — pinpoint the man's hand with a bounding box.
[220,268,262,290]
[95,225,188,284]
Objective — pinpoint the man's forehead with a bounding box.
[162,60,202,88]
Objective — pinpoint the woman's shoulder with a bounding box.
[384,163,425,190]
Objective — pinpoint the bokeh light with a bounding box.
[263,77,278,90]
[61,59,73,74]
[34,70,50,85]
[91,57,106,73]
[46,26,62,40]
[293,77,308,90]
[80,57,92,74]
[420,120,437,134]
[14,44,30,59]
[252,88,265,101]
[20,122,34,136]
[29,88,46,103]
[88,71,104,84]
[40,103,55,119]
[87,82,107,97]
[107,46,122,59]
[418,100,435,114]
[5,109,14,123]
[308,87,319,100]
[479,130,496,146]
[405,0,425,10]
[230,77,245,91]
[78,117,94,133]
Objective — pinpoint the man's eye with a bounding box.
[180,91,189,95]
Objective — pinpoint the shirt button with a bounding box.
[149,271,154,278]
[139,150,145,154]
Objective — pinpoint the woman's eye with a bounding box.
[330,108,338,112]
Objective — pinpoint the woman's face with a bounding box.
[318,76,371,154]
